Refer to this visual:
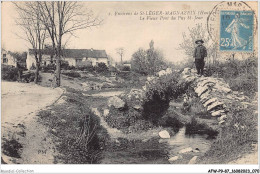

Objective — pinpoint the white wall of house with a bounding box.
[27,53,52,69]
[26,54,36,69]
[64,57,76,66]
[88,57,108,66]
[2,50,17,67]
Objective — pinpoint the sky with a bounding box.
[1,1,257,63]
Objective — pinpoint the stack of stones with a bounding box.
[181,68,250,125]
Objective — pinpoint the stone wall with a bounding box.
[181,68,252,125]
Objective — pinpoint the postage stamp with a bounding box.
[219,10,254,52]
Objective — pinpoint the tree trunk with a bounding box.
[56,57,61,87]
[34,61,40,84]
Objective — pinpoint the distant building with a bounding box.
[27,48,108,69]
[1,49,17,67]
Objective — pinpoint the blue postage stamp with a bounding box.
[220,10,254,52]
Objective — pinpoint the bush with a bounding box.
[42,64,55,73]
[1,64,18,81]
[61,60,69,70]
[77,65,95,72]
[96,63,109,74]
[206,57,257,96]
[62,71,81,78]
[143,73,190,122]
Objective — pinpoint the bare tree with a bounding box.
[116,47,125,64]
[14,2,46,83]
[40,2,102,87]
[14,2,102,87]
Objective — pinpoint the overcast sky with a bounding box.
[1,1,257,63]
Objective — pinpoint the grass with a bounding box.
[37,87,109,164]
[2,138,23,158]
[198,102,258,164]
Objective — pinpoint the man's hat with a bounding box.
[195,39,204,44]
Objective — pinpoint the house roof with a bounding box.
[29,48,108,59]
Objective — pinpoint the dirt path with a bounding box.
[1,81,63,164]
[228,144,258,164]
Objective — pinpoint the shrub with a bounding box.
[62,71,81,78]
[206,57,257,96]
[77,65,95,72]
[42,64,55,73]
[143,73,190,122]
[96,63,109,74]
[1,64,18,81]
[61,60,69,70]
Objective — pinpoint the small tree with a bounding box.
[131,40,166,75]
[116,47,125,64]
[96,62,108,74]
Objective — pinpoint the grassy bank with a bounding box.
[37,87,109,164]
[198,101,258,164]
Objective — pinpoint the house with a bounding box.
[1,49,17,67]
[26,48,108,69]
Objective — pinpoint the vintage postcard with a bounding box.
[1,1,258,174]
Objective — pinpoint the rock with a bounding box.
[188,156,198,164]
[107,96,125,109]
[195,86,209,96]
[211,110,226,117]
[214,85,231,93]
[133,105,142,110]
[51,128,57,134]
[217,115,227,121]
[207,101,224,111]
[60,119,66,123]
[168,156,179,162]
[103,109,109,117]
[218,120,226,125]
[179,147,193,154]
[159,130,170,139]
[203,98,218,107]
[193,148,200,153]
[158,70,166,77]
[165,68,172,75]
[182,68,191,75]
[147,76,155,81]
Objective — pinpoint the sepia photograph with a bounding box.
[1,0,259,173]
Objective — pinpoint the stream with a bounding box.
[160,127,212,159]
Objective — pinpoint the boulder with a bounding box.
[107,96,125,109]
[159,130,170,139]
[188,156,198,164]
[103,109,110,117]
[168,156,179,162]
[179,147,193,154]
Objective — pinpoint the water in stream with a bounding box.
[160,127,212,157]
[102,127,212,164]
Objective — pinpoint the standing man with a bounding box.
[194,39,207,76]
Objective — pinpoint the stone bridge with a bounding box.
[181,68,254,125]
